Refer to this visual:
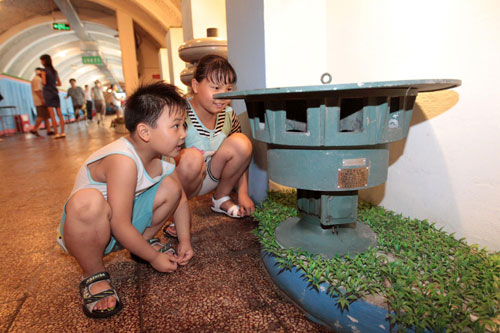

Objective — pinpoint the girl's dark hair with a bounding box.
[193,55,237,85]
[40,54,54,70]
[125,81,188,133]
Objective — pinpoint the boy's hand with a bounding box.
[176,242,194,266]
[238,193,255,217]
[150,252,178,273]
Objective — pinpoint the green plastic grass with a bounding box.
[253,191,500,332]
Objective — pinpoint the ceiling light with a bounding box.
[56,50,67,58]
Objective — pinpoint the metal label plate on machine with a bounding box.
[337,167,369,189]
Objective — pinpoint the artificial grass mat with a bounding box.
[253,191,500,332]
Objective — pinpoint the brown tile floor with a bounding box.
[0,119,331,332]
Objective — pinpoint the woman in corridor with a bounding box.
[40,54,65,139]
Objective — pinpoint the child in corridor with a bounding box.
[165,55,254,237]
[56,82,194,318]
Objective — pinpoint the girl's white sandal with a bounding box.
[210,195,242,218]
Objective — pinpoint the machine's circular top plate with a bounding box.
[215,79,461,99]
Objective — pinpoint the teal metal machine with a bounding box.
[217,79,461,258]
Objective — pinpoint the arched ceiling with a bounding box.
[0,0,181,89]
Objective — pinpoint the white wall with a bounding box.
[182,0,227,40]
[226,0,327,93]
[262,0,327,87]
[326,0,500,251]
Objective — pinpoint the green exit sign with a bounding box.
[52,23,71,31]
[82,56,102,65]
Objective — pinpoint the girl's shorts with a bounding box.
[57,178,164,255]
[192,150,219,197]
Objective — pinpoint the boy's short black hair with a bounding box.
[125,81,187,133]
[193,55,237,86]
[69,78,76,83]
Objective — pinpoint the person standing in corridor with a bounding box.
[91,80,106,126]
[40,54,65,138]
[110,84,123,118]
[29,67,51,136]
[65,78,85,122]
[84,84,93,122]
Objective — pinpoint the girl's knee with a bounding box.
[229,133,253,158]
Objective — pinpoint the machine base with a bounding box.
[275,216,377,258]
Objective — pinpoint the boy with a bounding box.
[57,82,194,318]
[65,78,85,121]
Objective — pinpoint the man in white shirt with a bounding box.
[30,68,52,136]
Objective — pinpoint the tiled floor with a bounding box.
[0,119,331,332]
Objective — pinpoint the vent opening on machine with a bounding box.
[339,98,364,132]
[285,99,308,132]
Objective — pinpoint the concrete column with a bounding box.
[225,0,328,203]
[158,48,170,83]
[116,10,139,95]
[166,28,186,92]
[226,0,267,203]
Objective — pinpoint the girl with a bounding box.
[40,54,65,138]
[166,55,254,236]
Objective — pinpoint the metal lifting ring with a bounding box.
[320,72,332,84]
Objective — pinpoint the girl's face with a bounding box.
[40,58,46,67]
[192,78,233,115]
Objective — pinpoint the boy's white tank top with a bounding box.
[70,137,175,199]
